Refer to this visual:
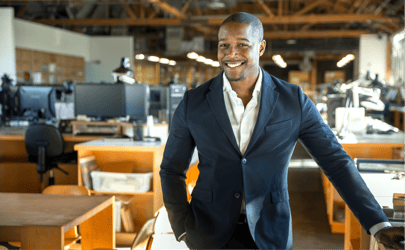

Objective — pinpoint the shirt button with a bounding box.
[242,158,247,164]
[235,193,241,198]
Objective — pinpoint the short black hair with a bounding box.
[220,12,264,42]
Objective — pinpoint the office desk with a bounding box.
[74,139,165,245]
[0,192,115,250]
[389,106,404,131]
[344,173,404,250]
[0,127,103,193]
[320,132,404,233]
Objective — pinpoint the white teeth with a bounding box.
[227,62,242,68]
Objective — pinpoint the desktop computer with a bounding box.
[149,85,169,122]
[169,84,187,127]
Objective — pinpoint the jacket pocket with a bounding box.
[191,187,213,202]
[265,119,292,132]
[270,188,289,203]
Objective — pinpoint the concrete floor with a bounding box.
[288,141,344,249]
[288,168,344,249]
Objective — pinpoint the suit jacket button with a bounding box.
[235,193,241,198]
[242,158,247,164]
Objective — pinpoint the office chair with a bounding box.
[131,218,157,250]
[25,123,77,185]
[42,185,91,248]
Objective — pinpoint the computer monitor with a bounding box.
[125,83,150,122]
[19,86,57,119]
[149,85,169,119]
[74,83,126,120]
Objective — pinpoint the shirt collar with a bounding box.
[222,68,263,96]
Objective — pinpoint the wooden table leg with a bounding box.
[20,226,63,250]
[81,202,115,249]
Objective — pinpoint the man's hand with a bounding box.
[180,234,187,242]
[374,227,404,249]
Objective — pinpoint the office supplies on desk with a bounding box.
[71,120,134,137]
[354,158,405,173]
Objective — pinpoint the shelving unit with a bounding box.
[74,139,165,245]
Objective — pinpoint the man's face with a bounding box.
[218,22,265,83]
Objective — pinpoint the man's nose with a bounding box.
[227,45,238,57]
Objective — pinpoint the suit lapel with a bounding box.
[245,69,279,155]
[206,73,241,155]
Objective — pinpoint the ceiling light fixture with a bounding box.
[197,56,206,62]
[147,56,159,62]
[204,59,213,65]
[212,61,220,67]
[159,58,169,64]
[272,54,287,68]
[135,54,145,60]
[187,52,198,59]
[337,54,355,68]
[169,60,176,66]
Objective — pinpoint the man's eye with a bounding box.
[239,44,248,47]
[219,44,228,48]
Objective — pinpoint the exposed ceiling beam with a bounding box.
[294,0,323,16]
[255,0,279,31]
[193,0,201,15]
[35,17,182,26]
[322,0,348,13]
[34,14,396,26]
[263,30,368,39]
[120,1,137,19]
[206,14,395,25]
[349,0,363,13]
[16,4,28,18]
[256,0,274,16]
[143,0,186,19]
[278,0,283,15]
[181,0,192,14]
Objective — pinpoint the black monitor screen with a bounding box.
[19,86,56,119]
[125,84,150,122]
[150,90,161,102]
[74,83,126,119]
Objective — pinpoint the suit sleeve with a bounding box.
[160,90,196,240]
[296,87,389,234]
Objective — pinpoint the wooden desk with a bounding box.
[0,193,115,250]
[321,132,404,233]
[344,174,405,250]
[74,139,165,245]
[0,127,103,193]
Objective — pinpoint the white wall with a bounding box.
[14,18,91,61]
[359,34,387,80]
[86,37,134,83]
[0,8,16,81]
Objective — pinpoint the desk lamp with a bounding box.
[112,57,137,84]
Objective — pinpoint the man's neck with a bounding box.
[228,68,260,107]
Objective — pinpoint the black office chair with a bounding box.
[25,123,77,185]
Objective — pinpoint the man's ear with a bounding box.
[259,40,266,56]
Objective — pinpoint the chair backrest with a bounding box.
[42,185,91,196]
[131,218,156,250]
[25,123,64,157]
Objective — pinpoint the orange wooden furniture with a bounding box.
[74,139,165,246]
[0,192,114,250]
[321,132,404,234]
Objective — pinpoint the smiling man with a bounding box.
[160,12,404,249]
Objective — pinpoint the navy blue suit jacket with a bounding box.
[160,69,388,249]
